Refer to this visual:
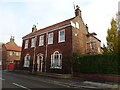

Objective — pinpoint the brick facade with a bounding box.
[21,5,102,74]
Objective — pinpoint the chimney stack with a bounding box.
[32,25,37,32]
[75,5,81,17]
[10,36,14,42]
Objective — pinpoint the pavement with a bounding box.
[1,70,120,90]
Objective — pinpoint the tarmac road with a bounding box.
[1,70,92,90]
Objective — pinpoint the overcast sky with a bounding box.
[0,0,119,46]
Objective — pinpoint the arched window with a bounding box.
[24,55,30,67]
[51,51,62,69]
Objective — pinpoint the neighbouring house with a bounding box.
[0,43,3,69]
[20,5,103,74]
[2,36,21,70]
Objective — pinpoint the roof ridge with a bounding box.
[23,17,75,39]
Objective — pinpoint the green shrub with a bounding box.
[72,53,120,75]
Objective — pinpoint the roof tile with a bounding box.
[4,44,22,51]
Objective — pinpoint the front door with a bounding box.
[37,54,43,72]
[8,61,14,70]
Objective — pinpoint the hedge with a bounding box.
[72,53,120,75]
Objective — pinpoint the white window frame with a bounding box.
[50,51,62,69]
[98,47,101,52]
[24,55,30,67]
[24,40,28,49]
[16,52,20,56]
[39,35,44,46]
[70,21,75,27]
[31,38,36,48]
[10,51,14,56]
[76,22,79,29]
[48,32,53,44]
[0,61,1,65]
[58,30,65,43]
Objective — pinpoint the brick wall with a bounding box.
[86,36,102,54]
[72,16,88,54]
[21,26,73,73]
[21,15,102,73]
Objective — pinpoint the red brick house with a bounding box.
[21,5,103,73]
[0,43,2,69]
[2,36,22,70]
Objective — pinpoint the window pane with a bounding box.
[48,33,53,44]
[10,51,14,56]
[25,40,28,49]
[31,38,36,47]
[76,22,79,29]
[16,52,19,56]
[71,21,75,27]
[24,55,30,67]
[51,51,62,69]
[59,30,65,42]
[39,35,44,46]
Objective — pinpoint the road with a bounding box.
[1,71,90,90]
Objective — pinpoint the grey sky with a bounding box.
[0,0,119,46]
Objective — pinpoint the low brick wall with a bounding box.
[13,70,72,79]
[73,73,120,82]
[37,72,72,79]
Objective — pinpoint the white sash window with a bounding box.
[39,35,44,46]
[31,38,36,47]
[59,30,65,43]
[48,32,53,44]
[24,40,28,49]
[24,55,30,67]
